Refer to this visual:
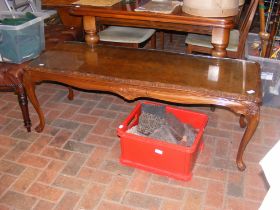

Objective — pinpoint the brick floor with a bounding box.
[0,33,279,210]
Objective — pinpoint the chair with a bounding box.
[4,0,37,12]
[0,25,82,132]
[98,26,156,49]
[44,23,83,49]
[0,63,31,131]
[185,0,259,59]
[0,1,82,131]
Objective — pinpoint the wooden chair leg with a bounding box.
[132,43,140,48]
[17,86,31,132]
[169,33,173,43]
[159,31,165,49]
[150,33,156,49]
[186,44,193,54]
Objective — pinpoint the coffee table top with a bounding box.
[26,42,261,103]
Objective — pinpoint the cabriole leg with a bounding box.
[236,105,260,170]
[23,73,45,133]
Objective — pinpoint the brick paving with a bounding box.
[0,33,279,210]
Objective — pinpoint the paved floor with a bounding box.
[0,34,279,210]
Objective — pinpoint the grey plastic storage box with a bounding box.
[245,33,280,108]
[0,11,49,64]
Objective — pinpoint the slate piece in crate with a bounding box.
[179,124,198,147]
[149,125,178,144]
[137,112,166,135]
[137,104,166,135]
[166,112,185,141]
[141,103,166,117]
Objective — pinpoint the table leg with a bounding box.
[23,74,45,133]
[67,86,74,100]
[239,115,247,128]
[236,105,260,171]
[83,16,99,47]
[211,27,230,58]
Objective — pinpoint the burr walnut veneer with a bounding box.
[23,42,261,171]
[42,0,236,58]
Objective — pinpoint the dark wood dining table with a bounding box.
[42,0,237,58]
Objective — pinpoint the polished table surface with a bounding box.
[27,44,259,95]
[23,42,261,171]
[42,0,236,58]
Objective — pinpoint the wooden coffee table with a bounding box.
[23,42,262,171]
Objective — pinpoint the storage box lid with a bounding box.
[0,11,49,30]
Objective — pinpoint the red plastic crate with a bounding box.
[117,102,208,181]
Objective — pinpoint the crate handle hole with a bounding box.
[155,149,163,155]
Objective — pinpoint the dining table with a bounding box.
[42,0,237,58]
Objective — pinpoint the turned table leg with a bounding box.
[236,105,260,171]
[16,85,31,132]
[23,73,45,133]
[83,16,99,47]
[211,27,230,58]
